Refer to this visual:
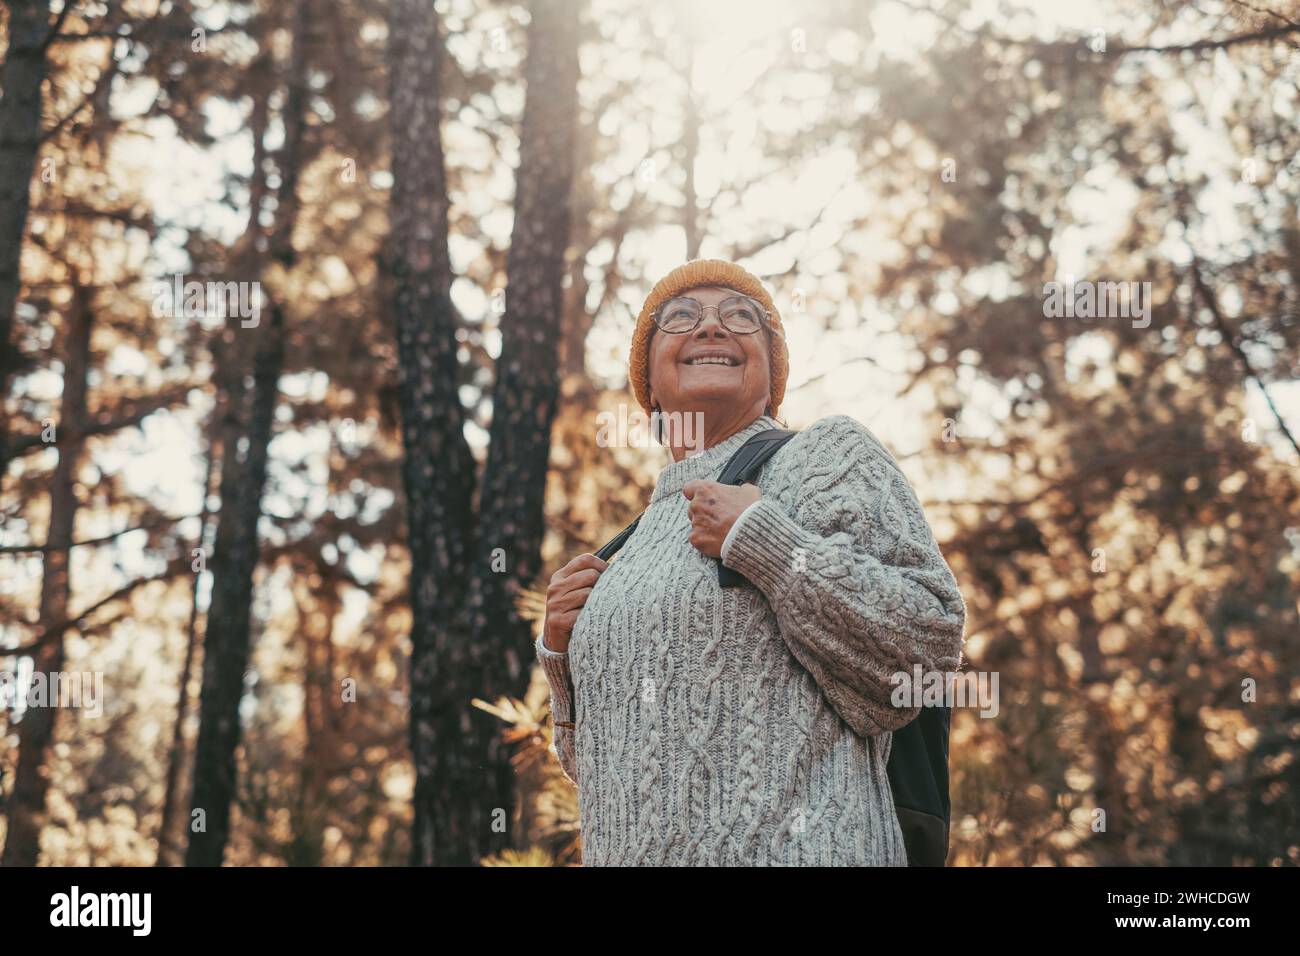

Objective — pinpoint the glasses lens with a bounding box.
[720,296,762,332]
[658,297,702,332]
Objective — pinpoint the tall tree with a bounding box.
[184,307,285,865]
[0,2,198,860]
[389,0,581,865]
[185,0,308,866]
[154,404,220,866]
[2,276,91,866]
[466,0,581,852]
[0,0,53,474]
[386,0,478,866]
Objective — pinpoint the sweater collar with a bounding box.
[650,414,782,505]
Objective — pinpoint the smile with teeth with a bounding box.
[684,355,740,366]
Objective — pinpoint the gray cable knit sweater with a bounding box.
[535,413,966,866]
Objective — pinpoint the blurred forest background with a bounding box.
[0,0,1297,867]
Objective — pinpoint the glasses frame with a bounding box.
[653,294,778,336]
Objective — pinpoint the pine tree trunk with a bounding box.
[159,84,271,868]
[1,280,90,867]
[386,0,480,866]
[182,0,306,867]
[184,306,285,866]
[0,0,52,477]
[155,411,219,866]
[469,0,581,846]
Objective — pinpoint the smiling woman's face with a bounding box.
[647,284,772,418]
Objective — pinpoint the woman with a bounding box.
[536,258,966,866]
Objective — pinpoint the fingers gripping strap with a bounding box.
[592,429,798,577]
[716,429,798,587]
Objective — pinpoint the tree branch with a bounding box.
[41,1,79,51]
[1190,256,1300,459]
[0,512,199,554]
[5,385,193,459]
[1114,22,1300,55]
[0,560,190,656]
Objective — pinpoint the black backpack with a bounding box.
[594,428,952,867]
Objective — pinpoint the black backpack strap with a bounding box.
[715,428,798,587]
[591,427,797,575]
[594,513,641,561]
[715,429,798,485]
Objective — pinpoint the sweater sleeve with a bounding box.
[719,415,966,737]
[534,633,580,785]
[719,498,762,564]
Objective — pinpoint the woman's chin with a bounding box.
[676,387,745,405]
[677,372,749,398]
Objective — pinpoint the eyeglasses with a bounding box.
[654,295,775,335]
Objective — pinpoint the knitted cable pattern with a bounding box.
[536,413,966,865]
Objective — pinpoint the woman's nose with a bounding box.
[692,310,731,338]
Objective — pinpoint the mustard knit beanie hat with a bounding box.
[628,258,789,417]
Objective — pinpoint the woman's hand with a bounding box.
[682,479,761,558]
[542,553,609,653]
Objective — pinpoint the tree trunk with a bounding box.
[154,413,219,866]
[0,0,52,477]
[184,305,285,866]
[158,82,271,867]
[1,278,90,867]
[386,0,479,866]
[183,0,306,867]
[680,35,701,260]
[468,0,581,851]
